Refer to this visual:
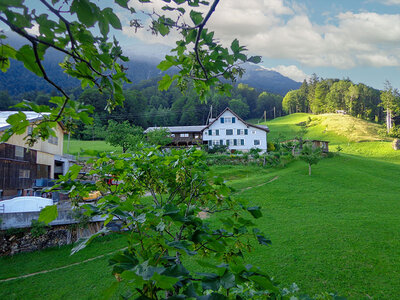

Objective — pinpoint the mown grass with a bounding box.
[63,139,121,156]
[211,156,400,299]
[0,234,127,299]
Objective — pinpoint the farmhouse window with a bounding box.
[208,129,212,135]
[244,129,248,135]
[232,117,236,123]
[234,139,237,146]
[15,146,24,158]
[180,133,189,137]
[251,130,257,134]
[226,129,233,135]
[220,139,223,145]
[49,136,59,145]
[254,140,260,146]
[220,117,224,123]
[240,139,245,145]
[208,140,212,146]
[226,140,230,146]
[215,129,219,136]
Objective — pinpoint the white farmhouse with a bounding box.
[202,107,269,152]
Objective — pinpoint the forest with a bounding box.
[0,78,283,140]
[1,73,397,140]
[282,75,384,121]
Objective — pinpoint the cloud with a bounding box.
[121,0,400,69]
[380,0,400,5]
[266,65,309,82]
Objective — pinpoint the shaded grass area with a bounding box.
[63,139,121,156]
[0,234,127,280]
[0,234,127,299]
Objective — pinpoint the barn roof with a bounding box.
[144,125,207,134]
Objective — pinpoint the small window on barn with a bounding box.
[15,146,24,158]
[19,169,30,179]
[180,133,189,137]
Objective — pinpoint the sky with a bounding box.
[3,0,400,90]
[115,0,400,90]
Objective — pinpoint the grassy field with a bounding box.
[261,113,400,163]
[63,139,121,156]
[2,113,400,299]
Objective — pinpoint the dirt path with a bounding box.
[239,176,279,192]
[0,247,127,283]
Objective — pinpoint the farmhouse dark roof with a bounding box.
[202,107,270,133]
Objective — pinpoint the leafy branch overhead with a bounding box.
[0,0,260,144]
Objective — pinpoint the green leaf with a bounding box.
[15,45,43,77]
[247,206,262,218]
[38,205,58,224]
[103,8,122,30]
[247,56,262,64]
[158,74,173,91]
[152,272,179,290]
[114,0,129,9]
[230,39,240,53]
[157,59,175,71]
[70,0,97,27]
[190,10,203,25]
[98,16,109,37]
[256,234,272,246]
[220,270,235,289]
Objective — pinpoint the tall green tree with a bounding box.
[228,98,250,118]
[105,120,143,153]
[380,80,400,133]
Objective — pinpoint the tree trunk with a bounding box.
[309,164,311,176]
[387,108,392,133]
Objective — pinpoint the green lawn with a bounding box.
[63,139,121,156]
[2,114,400,299]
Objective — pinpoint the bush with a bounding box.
[267,141,275,152]
[206,144,228,154]
[30,219,49,237]
[388,126,400,138]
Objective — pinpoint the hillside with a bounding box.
[1,32,299,96]
[257,113,400,162]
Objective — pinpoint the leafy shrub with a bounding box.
[388,126,400,138]
[267,141,275,152]
[206,144,228,154]
[30,219,49,237]
[249,148,262,159]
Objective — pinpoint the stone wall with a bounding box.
[0,221,103,256]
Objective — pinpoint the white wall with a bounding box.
[202,110,267,152]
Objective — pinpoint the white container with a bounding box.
[0,196,53,213]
